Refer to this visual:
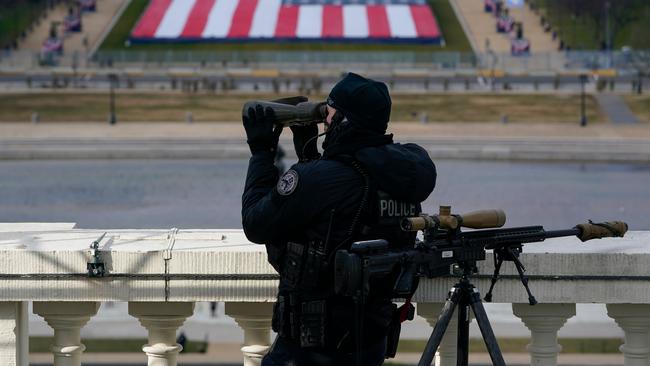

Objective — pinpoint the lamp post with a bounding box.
[108,73,117,125]
[605,1,611,51]
[605,1,612,68]
[638,71,643,95]
[579,74,588,127]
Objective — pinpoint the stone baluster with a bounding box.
[0,302,29,366]
[512,303,575,366]
[225,302,274,366]
[606,304,650,366]
[33,302,100,366]
[417,302,462,366]
[129,302,195,366]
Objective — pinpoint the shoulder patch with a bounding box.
[276,169,299,196]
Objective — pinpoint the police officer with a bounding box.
[242,73,437,365]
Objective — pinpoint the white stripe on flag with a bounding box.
[155,0,197,38]
[386,4,416,38]
[343,5,368,38]
[296,5,322,38]
[249,0,282,38]
[203,0,240,38]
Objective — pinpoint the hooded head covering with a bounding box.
[326,72,392,134]
[322,73,393,156]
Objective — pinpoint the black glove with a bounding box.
[243,105,283,155]
[291,123,320,161]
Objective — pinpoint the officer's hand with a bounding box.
[243,105,283,155]
[290,123,320,161]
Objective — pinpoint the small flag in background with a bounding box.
[506,0,524,8]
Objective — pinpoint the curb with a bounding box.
[1,138,649,163]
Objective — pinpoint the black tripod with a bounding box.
[417,252,536,366]
[417,274,504,366]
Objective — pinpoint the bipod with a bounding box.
[484,246,537,306]
[417,267,505,366]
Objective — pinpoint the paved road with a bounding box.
[1,158,648,230]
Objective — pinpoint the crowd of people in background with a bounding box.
[40,0,96,64]
[485,0,531,56]
[527,1,569,51]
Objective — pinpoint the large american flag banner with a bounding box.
[130,0,442,43]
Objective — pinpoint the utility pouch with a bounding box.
[385,304,401,359]
[302,240,327,288]
[272,295,286,336]
[299,300,327,348]
[289,294,300,340]
[283,242,305,288]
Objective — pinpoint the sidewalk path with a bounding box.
[19,0,126,53]
[508,3,558,52]
[1,122,649,162]
[596,94,640,124]
[3,121,650,140]
[452,0,557,54]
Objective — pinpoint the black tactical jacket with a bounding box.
[242,139,436,349]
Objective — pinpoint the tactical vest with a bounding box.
[270,158,421,350]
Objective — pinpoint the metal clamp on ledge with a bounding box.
[87,232,107,277]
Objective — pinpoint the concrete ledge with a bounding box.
[0,228,647,303]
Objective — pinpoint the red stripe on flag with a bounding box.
[275,5,298,38]
[131,0,172,38]
[367,5,390,38]
[228,0,259,38]
[181,0,216,38]
[322,5,343,38]
[409,4,440,38]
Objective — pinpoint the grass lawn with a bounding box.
[0,92,603,123]
[98,0,472,53]
[535,0,650,50]
[0,0,48,48]
[624,95,650,123]
[429,0,472,52]
[98,0,150,50]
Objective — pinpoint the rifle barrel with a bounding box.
[544,228,581,239]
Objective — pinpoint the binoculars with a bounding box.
[242,98,328,127]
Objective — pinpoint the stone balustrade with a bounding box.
[1,224,649,366]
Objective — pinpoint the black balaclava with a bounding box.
[322,73,393,156]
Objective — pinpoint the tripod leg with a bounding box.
[418,287,461,366]
[457,297,470,366]
[468,288,506,366]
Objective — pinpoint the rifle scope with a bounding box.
[401,206,506,231]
